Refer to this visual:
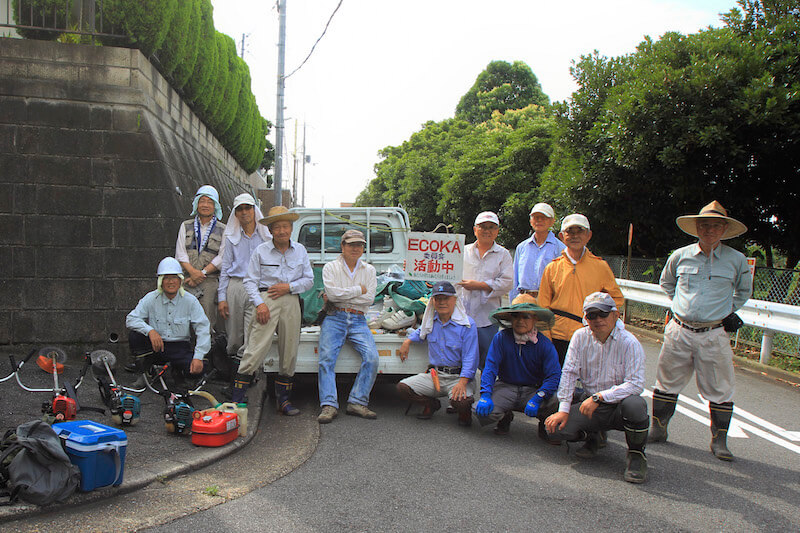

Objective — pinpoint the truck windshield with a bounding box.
[298,223,394,253]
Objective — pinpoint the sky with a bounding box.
[210,0,741,208]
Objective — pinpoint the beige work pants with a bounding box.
[223,278,254,361]
[238,292,301,377]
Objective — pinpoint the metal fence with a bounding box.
[0,0,126,42]
[607,255,800,358]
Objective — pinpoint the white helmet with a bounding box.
[156,257,182,276]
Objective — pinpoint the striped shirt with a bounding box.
[458,242,513,327]
[556,319,645,413]
[322,255,377,314]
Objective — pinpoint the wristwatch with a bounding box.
[201,268,207,275]
[591,393,601,403]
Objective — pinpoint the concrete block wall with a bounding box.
[0,37,259,351]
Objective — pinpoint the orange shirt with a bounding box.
[537,249,624,342]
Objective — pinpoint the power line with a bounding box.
[284,0,344,79]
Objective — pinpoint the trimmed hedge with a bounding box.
[15,0,268,174]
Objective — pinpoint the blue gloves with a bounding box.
[475,394,494,417]
[525,392,546,417]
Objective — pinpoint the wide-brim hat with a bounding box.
[259,206,299,227]
[490,294,555,329]
[676,200,747,240]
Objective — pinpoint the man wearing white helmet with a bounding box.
[175,185,227,331]
[457,211,513,369]
[217,193,271,368]
[509,202,566,302]
[126,257,211,381]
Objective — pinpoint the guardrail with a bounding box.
[617,279,800,365]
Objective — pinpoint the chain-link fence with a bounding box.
[606,255,800,359]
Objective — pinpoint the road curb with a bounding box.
[0,376,268,523]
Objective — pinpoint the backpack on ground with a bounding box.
[0,420,80,506]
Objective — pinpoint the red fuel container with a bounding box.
[191,410,239,447]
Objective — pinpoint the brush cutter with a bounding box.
[89,350,142,426]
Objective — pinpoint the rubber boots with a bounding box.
[231,372,252,404]
[451,397,474,427]
[709,401,734,461]
[276,375,300,416]
[649,389,678,443]
[623,423,649,484]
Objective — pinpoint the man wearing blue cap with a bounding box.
[544,292,649,484]
[397,281,479,426]
[176,185,226,332]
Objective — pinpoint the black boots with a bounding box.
[649,389,678,443]
[709,402,734,461]
[231,372,252,404]
[623,424,649,484]
[275,375,300,416]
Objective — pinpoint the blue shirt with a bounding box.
[408,314,479,379]
[218,229,267,301]
[244,240,315,307]
[510,231,566,299]
[660,243,752,323]
[480,329,562,397]
[125,290,211,360]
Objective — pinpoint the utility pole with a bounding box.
[292,119,298,207]
[301,123,307,207]
[274,0,286,207]
[240,33,246,58]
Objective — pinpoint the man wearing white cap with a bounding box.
[544,292,649,484]
[537,213,624,365]
[175,185,226,332]
[649,201,752,461]
[218,193,271,369]
[509,202,565,302]
[457,211,513,369]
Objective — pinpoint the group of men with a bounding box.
[125,186,752,484]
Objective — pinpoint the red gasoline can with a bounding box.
[190,410,239,447]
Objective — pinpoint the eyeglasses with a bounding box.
[696,221,727,230]
[585,310,611,320]
[563,227,587,235]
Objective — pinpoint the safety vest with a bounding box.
[182,219,225,276]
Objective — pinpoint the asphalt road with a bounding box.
[8,334,800,532]
[142,335,800,533]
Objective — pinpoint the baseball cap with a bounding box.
[233,193,256,210]
[341,229,367,245]
[529,203,555,218]
[474,211,500,226]
[583,292,617,313]
[431,281,457,296]
[561,213,591,231]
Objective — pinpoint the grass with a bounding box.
[203,484,220,497]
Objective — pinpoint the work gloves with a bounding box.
[475,394,493,417]
[525,391,546,417]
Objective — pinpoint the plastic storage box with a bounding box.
[53,420,127,492]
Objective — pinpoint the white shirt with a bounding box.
[322,255,377,314]
[175,221,226,269]
[458,242,513,327]
[556,319,645,412]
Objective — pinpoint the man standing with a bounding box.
[126,257,210,382]
[537,213,624,365]
[545,292,649,484]
[457,211,513,369]
[176,185,226,332]
[649,201,751,461]
[509,203,565,301]
[317,230,380,424]
[473,294,562,437]
[218,193,270,372]
[232,206,314,415]
[397,281,479,426]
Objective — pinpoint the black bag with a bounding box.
[722,312,744,333]
[0,420,80,506]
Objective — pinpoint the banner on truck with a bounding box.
[404,232,465,283]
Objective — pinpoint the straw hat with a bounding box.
[259,206,299,227]
[676,200,747,240]
[490,294,555,329]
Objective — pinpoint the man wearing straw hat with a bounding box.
[473,294,562,438]
[649,201,752,461]
[217,193,271,372]
[232,206,314,415]
[175,185,227,332]
[544,292,649,484]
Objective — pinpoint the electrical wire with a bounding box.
[284,0,344,79]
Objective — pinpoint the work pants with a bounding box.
[473,380,557,425]
[238,292,301,377]
[223,277,254,361]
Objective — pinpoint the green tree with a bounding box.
[455,60,549,124]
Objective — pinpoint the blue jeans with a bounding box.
[318,311,379,408]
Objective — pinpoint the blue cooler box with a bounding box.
[53,421,127,492]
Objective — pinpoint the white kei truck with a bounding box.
[262,207,430,380]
